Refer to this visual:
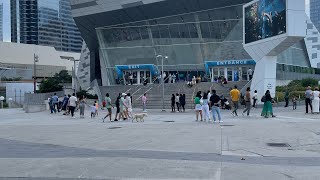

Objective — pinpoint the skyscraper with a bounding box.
[0,3,3,41]
[310,0,320,31]
[10,0,82,52]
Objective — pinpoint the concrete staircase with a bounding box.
[99,81,249,109]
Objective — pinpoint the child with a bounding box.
[91,104,96,118]
[94,101,99,117]
[292,96,297,110]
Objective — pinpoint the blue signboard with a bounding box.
[205,60,256,74]
[115,64,158,77]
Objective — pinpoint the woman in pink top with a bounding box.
[142,93,147,112]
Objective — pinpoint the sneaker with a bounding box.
[213,121,217,123]
[114,119,118,122]
[72,116,76,119]
[219,120,223,123]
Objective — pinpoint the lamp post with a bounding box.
[156,55,168,111]
[33,54,39,93]
[60,56,79,94]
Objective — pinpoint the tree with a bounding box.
[54,70,72,83]
[38,78,63,93]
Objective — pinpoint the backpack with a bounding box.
[261,95,266,102]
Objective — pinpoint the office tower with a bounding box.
[11,0,82,52]
[0,3,3,41]
[310,0,320,30]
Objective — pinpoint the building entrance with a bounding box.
[123,70,152,85]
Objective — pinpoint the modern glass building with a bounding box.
[0,3,3,41]
[71,0,320,86]
[11,0,82,52]
[310,0,320,31]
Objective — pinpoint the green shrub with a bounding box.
[275,91,305,102]
[301,78,318,87]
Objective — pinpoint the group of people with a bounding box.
[48,93,82,118]
[304,86,320,114]
[171,93,186,112]
[193,90,223,122]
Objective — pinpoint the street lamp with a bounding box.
[156,55,168,111]
[60,56,80,94]
[34,54,39,93]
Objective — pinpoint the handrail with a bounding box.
[157,76,171,88]
[125,88,132,94]
[240,80,252,95]
[132,87,142,96]
[135,87,153,101]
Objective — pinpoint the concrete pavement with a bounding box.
[0,106,320,179]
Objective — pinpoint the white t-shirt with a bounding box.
[175,96,180,103]
[69,96,77,107]
[252,93,258,100]
[126,96,132,108]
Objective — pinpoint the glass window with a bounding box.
[158,25,170,38]
[151,26,160,38]
[188,23,198,38]
[169,24,181,38]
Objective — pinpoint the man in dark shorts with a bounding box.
[102,93,114,122]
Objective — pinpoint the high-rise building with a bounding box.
[0,3,3,41]
[10,0,82,52]
[310,0,320,31]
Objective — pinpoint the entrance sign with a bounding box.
[205,60,256,74]
[115,64,158,77]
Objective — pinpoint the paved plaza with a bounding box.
[1,106,320,180]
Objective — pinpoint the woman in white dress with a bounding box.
[312,87,320,114]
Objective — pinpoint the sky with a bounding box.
[1,0,10,42]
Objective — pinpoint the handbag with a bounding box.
[261,95,266,102]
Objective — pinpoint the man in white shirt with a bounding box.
[69,93,77,118]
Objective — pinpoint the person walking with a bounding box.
[230,85,240,116]
[52,93,59,112]
[201,92,210,121]
[68,93,77,118]
[242,87,251,116]
[305,86,313,113]
[210,90,222,123]
[180,94,186,112]
[194,92,203,121]
[120,93,128,120]
[48,95,55,114]
[252,90,258,108]
[102,93,113,122]
[171,94,176,112]
[261,90,276,118]
[79,96,86,118]
[125,93,133,118]
[114,94,121,121]
[284,90,289,107]
[175,93,180,112]
[142,93,147,112]
[312,87,320,114]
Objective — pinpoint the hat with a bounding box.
[122,93,127,96]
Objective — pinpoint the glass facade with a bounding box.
[0,3,3,41]
[310,0,320,31]
[95,3,312,85]
[10,0,82,52]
